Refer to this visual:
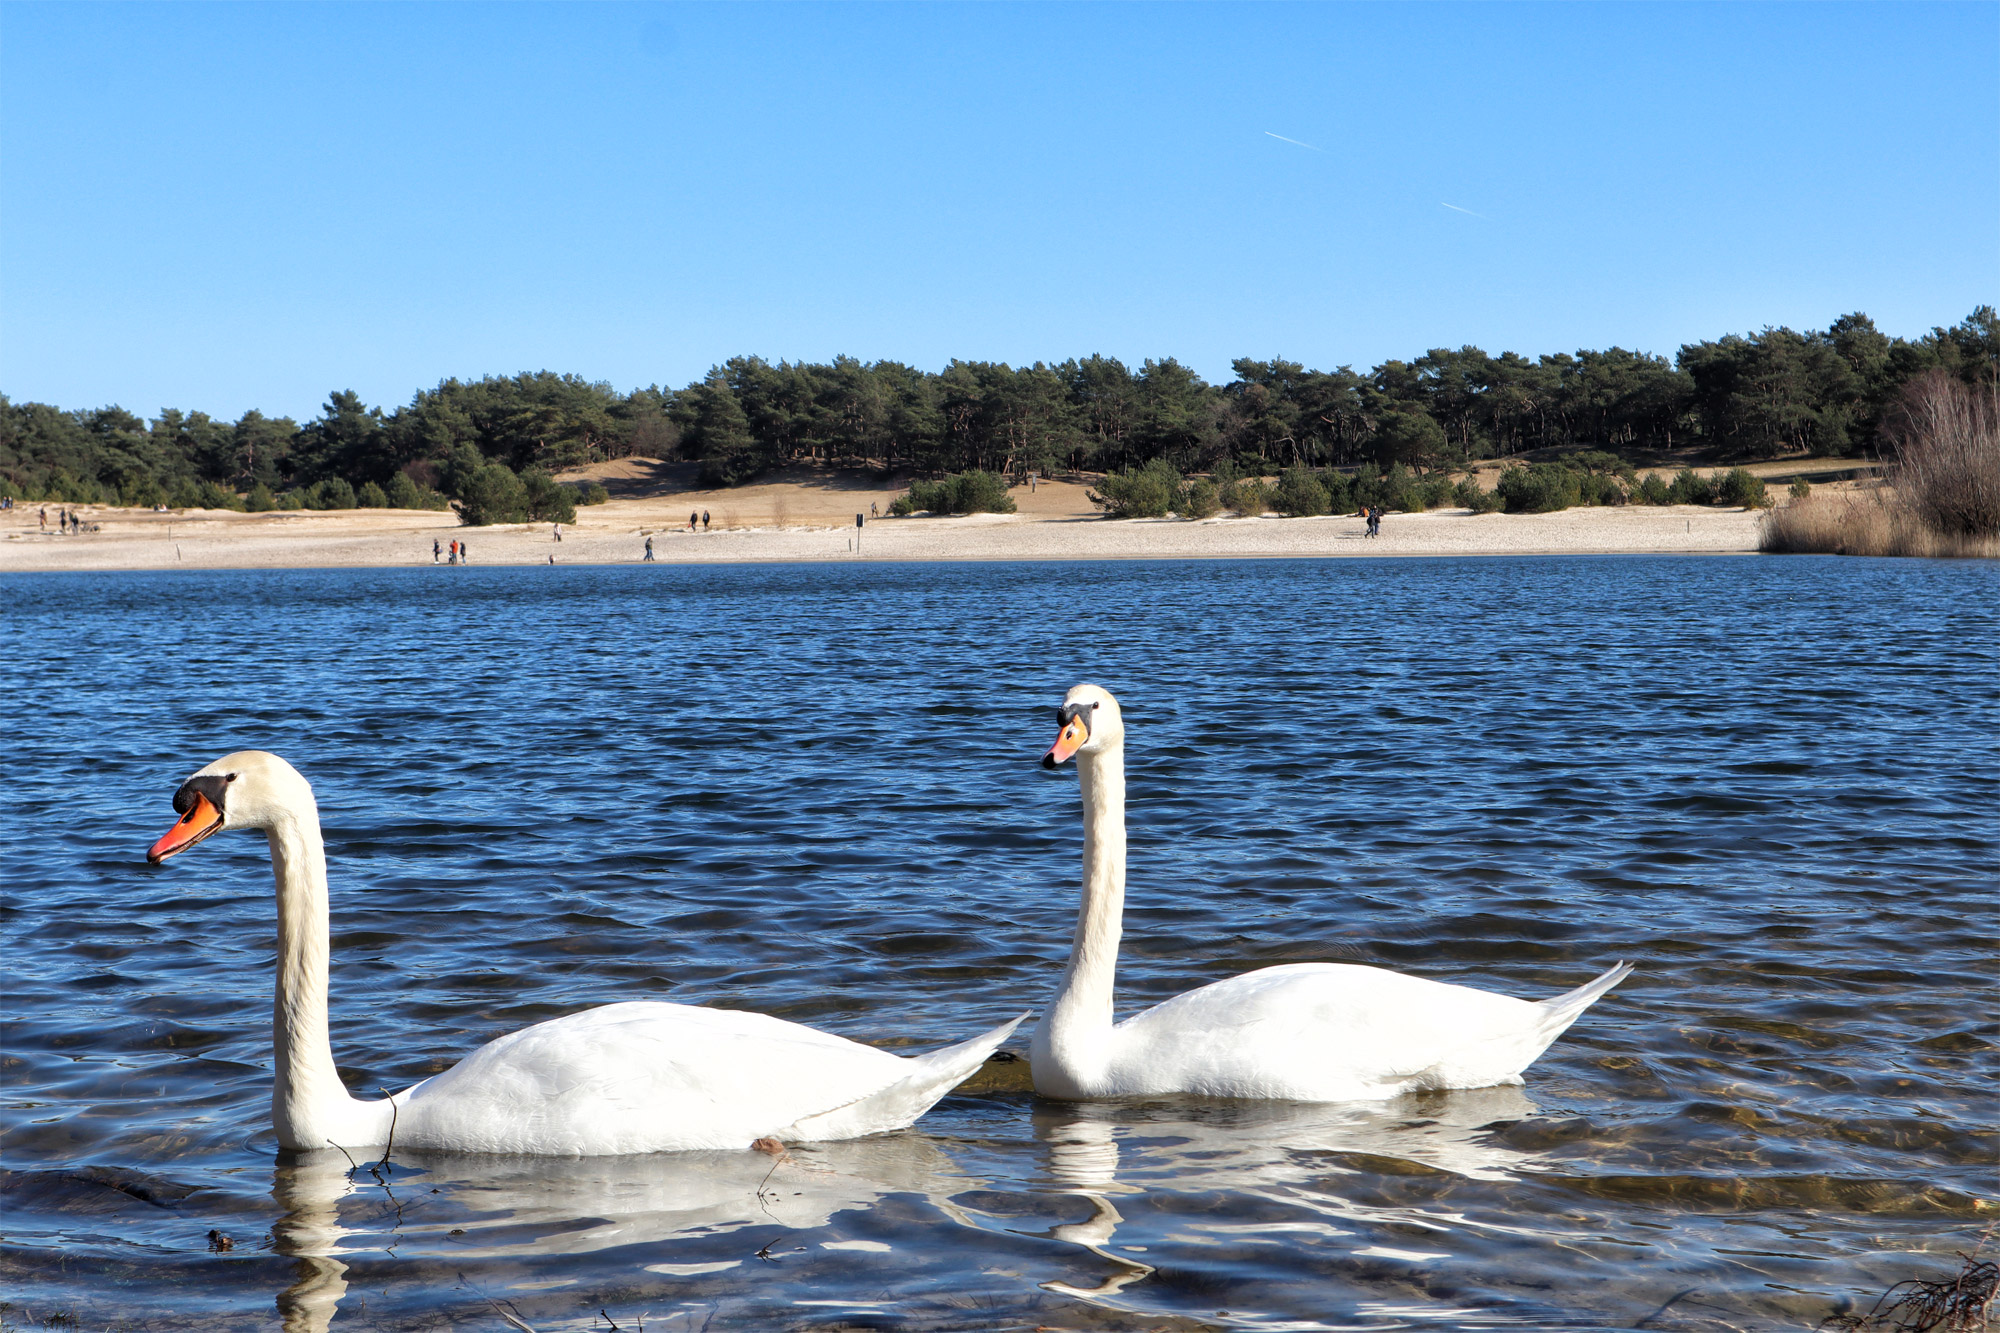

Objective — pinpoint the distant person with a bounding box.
[870,501,879,518]
[644,536,655,561]
[553,523,562,542]
[432,538,441,564]
[690,510,698,531]
[448,539,458,564]
[548,553,555,564]
[701,510,711,531]
[38,507,46,530]
[460,539,468,563]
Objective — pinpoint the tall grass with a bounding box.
[1762,373,1999,558]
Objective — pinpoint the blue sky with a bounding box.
[4,1,1995,423]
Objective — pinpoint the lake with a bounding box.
[2,555,1993,1332]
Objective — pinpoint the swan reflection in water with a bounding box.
[1027,1084,1545,1312]
[269,1133,974,1332]
[271,1086,1550,1330]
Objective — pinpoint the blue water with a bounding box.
[3,556,1994,1332]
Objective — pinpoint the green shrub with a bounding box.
[1223,477,1273,515]
[356,481,389,508]
[1570,449,1638,483]
[1414,477,1457,510]
[1091,461,1181,518]
[1179,478,1220,519]
[1319,470,1355,514]
[245,483,275,512]
[1636,473,1672,505]
[1497,463,1583,513]
[455,463,529,526]
[1452,477,1505,513]
[900,469,1017,516]
[196,480,245,511]
[1718,467,1769,508]
[1667,467,1716,505]
[385,472,422,509]
[1789,477,1812,501]
[277,489,306,510]
[1577,471,1627,506]
[577,481,609,506]
[313,478,357,510]
[1273,466,1330,517]
[167,476,203,508]
[124,477,165,508]
[521,469,578,523]
[888,492,917,516]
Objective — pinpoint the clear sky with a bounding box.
[4,1,1995,423]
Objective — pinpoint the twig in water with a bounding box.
[327,1139,360,1175]
[372,1087,400,1182]
[1820,1253,1998,1332]
[458,1272,537,1332]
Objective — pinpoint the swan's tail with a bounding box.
[779,1014,1029,1143]
[1533,961,1634,1045]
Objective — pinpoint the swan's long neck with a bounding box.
[266,806,365,1151]
[1037,742,1126,1091]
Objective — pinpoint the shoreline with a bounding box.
[1,499,1766,573]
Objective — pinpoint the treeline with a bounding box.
[3,310,1993,513]
[1084,454,1772,521]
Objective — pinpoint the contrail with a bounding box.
[1264,131,1321,151]
[1440,202,1488,218]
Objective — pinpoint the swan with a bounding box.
[145,751,1022,1155]
[1030,684,1632,1101]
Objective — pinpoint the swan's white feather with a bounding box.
[387,1003,1023,1156]
[1098,961,1632,1101]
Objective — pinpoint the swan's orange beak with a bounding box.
[148,792,223,864]
[1043,717,1088,768]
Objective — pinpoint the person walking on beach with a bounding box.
[38,507,46,531]
[701,510,711,531]
[433,538,441,564]
[644,536,655,561]
[690,510,698,531]
[460,540,468,563]
[553,523,562,542]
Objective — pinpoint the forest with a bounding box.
[2,308,1993,520]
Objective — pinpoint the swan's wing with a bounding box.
[399,1002,922,1154]
[782,1012,1027,1141]
[1110,963,1620,1100]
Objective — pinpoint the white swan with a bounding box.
[1030,684,1631,1101]
[146,751,1022,1155]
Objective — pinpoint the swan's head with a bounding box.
[1042,684,1124,768]
[147,751,313,864]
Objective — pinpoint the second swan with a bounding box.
[1031,684,1632,1102]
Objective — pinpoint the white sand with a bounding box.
[0,497,1763,573]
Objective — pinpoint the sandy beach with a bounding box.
[0,501,1765,575]
[0,463,1780,572]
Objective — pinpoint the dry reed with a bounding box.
[1762,373,1999,558]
